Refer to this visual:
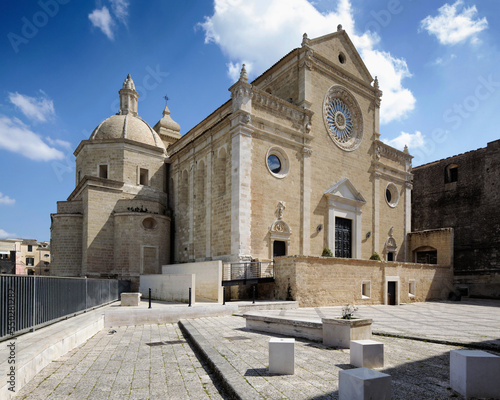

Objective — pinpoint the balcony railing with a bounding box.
[222,261,274,286]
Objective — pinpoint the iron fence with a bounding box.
[222,261,274,286]
[0,275,121,341]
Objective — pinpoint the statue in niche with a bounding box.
[276,201,286,220]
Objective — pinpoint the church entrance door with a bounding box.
[273,240,286,257]
[335,217,352,258]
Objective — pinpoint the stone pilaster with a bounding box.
[301,148,312,255]
[189,157,195,259]
[373,172,381,255]
[298,36,313,110]
[205,149,212,259]
[229,68,254,261]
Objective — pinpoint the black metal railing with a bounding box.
[222,261,274,285]
[0,275,121,341]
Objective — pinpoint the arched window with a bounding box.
[196,161,205,203]
[179,169,189,208]
[215,148,227,196]
[414,246,437,264]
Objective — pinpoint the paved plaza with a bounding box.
[13,300,500,399]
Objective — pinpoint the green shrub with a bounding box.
[369,252,381,261]
[322,247,333,257]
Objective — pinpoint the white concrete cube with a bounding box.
[268,338,294,375]
[450,349,500,398]
[350,340,384,368]
[339,367,391,400]
[120,292,141,306]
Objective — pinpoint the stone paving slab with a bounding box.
[11,300,500,399]
[181,315,494,400]
[13,324,225,400]
[245,299,500,350]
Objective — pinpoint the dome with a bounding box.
[88,74,166,150]
[156,105,180,133]
[90,114,166,150]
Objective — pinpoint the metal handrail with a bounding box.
[0,275,122,341]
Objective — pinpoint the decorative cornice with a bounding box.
[299,49,314,71]
[252,87,313,133]
[375,140,413,165]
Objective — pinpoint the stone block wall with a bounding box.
[409,228,454,265]
[412,139,500,297]
[50,213,83,276]
[274,255,453,307]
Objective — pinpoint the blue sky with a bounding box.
[1,0,499,241]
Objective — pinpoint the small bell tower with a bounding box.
[119,74,139,116]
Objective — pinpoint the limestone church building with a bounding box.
[51,28,447,300]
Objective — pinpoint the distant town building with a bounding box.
[0,239,51,275]
[412,140,500,298]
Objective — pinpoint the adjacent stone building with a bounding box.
[51,28,452,301]
[412,139,500,298]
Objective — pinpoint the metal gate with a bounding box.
[335,217,352,258]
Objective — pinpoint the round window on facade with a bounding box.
[385,183,399,208]
[265,147,289,178]
[142,217,157,230]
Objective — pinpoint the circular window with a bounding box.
[265,147,289,178]
[267,154,281,174]
[385,183,399,208]
[142,217,157,230]
[323,86,363,151]
[338,52,346,64]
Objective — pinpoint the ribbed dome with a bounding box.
[90,114,166,150]
[88,74,166,150]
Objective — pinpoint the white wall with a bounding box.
[162,261,222,303]
[139,274,195,303]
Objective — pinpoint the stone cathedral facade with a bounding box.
[51,28,418,290]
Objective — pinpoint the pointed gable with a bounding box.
[308,28,373,85]
[324,178,366,206]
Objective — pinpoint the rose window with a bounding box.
[323,86,363,151]
[326,98,353,143]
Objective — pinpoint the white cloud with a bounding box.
[432,53,457,66]
[110,0,129,25]
[199,0,415,124]
[0,193,15,206]
[8,92,55,123]
[46,137,72,149]
[0,116,65,161]
[383,131,425,152]
[89,6,115,40]
[420,1,488,45]
[0,229,17,239]
[89,1,129,40]
[360,50,415,124]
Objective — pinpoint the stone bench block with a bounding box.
[450,349,500,398]
[120,292,142,306]
[269,338,294,375]
[339,367,391,400]
[350,340,384,368]
[322,318,372,349]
